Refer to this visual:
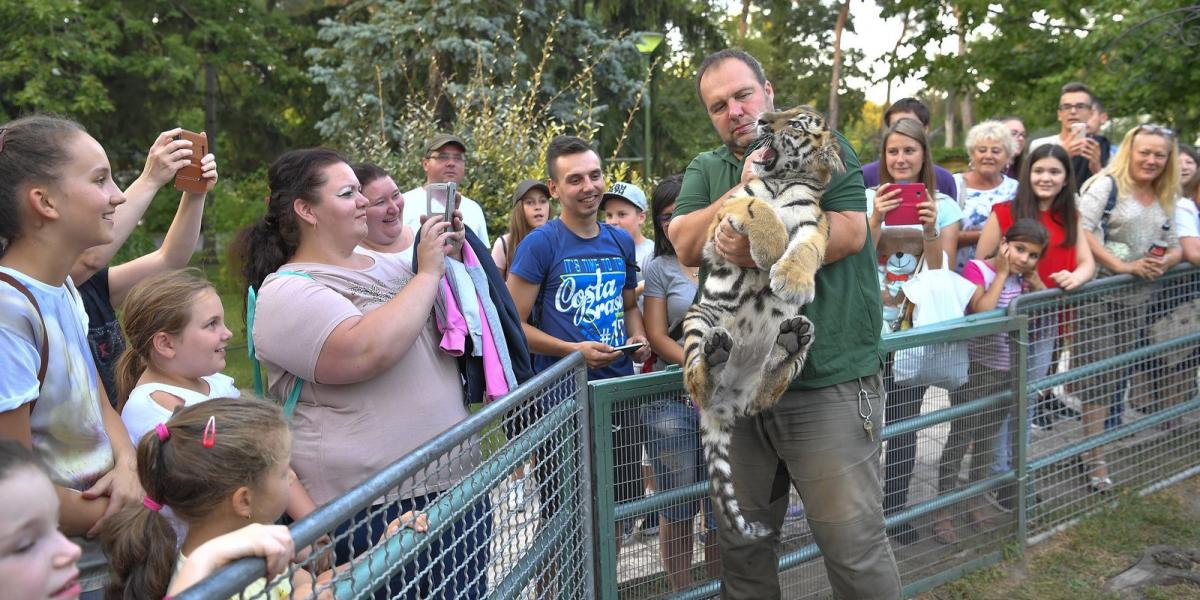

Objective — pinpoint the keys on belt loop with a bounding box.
[858,378,875,442]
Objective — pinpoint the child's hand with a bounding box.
[1024,273,1046,292]
[381,511,429,542]
[994,242,1011,275]
[294,533,334,573]
[169,524,295,596]
[82,460,146,537]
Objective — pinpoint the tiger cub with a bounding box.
[682,105,844,538]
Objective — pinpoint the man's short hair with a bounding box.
[695,49,767,103]
[545,135,596,181]
[1060,81,1094,104]
[1091,97,1106,113]
[882,98,931,128]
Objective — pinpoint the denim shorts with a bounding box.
[641,398,716,527]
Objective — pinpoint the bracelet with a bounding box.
[922,229,940,241]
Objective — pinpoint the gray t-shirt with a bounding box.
[253,250,477,505]
[642,254,698,369]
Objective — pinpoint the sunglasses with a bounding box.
[1136,124,1175,139]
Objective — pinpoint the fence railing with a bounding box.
[182,266,1200,599]
[177,353,593,600]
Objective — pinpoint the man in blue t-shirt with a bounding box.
[506,135,652,545]
[508,135,652,379]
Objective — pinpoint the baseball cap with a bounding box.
[511,179,550,206]
[601,182,647,212]
[424,133,467,156]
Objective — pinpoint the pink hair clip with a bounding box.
[202,416,216,449]
[143,496,164,512]
[155,423,171,442]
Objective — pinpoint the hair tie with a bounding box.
[155,423,171,442]
[143,496,164,512]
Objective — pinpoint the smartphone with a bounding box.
[882,183,925,227]
[173,130,208,193]
[611,342,644,354]
[426,182,458,223]
[1070,122,1088,142]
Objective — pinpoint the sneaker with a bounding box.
[984,488,1015,513]
[621,519,636,545]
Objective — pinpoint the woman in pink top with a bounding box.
[236,148,487,599]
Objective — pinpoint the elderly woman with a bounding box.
[1076,125,1182,491]
[239,149,488,600]
[954,121,1019,270]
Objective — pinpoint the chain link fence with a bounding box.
[176,353,592,600]
[179,266,1198,599]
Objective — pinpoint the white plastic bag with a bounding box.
[893,266,976,390]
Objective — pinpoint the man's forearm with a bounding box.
[669,186,747,268]
[521,323,576,357]
[824,210,867,264]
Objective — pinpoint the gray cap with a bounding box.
[511,179,550,206]
[424,133,467,156]
[601,182,647,212]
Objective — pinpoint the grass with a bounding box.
[919,475,1200,600]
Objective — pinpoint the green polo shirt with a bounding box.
[673,132,884,390]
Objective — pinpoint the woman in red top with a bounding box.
[977,143,1096,289]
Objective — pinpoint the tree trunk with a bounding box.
[737,0,751,46]
[955,5,974,134]
[828,0,850,129]
[944,90,956,148]
[204,61,217,160]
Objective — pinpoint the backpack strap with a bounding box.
[247,271,314,421]
[0,274,48,405]
[1099,175,1119,237]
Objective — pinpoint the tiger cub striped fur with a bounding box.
[682,105,844,539]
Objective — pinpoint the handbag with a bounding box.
[892,257,975,390]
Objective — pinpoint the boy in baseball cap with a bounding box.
[602,182,654,278]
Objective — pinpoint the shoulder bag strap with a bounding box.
[248,271,315,421]
[1099,175,1119,237]
[0,273,48,395]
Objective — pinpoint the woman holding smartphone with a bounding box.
[865,118,963,544]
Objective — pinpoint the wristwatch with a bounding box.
[922,228,940,241]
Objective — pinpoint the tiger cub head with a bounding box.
[751,105,845,182]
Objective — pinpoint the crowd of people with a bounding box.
[1,47,1198,600]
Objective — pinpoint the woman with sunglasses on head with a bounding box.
[1074,124,1182,492]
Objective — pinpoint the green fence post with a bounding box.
[589,382,619,600]
[1013,315,1030,550]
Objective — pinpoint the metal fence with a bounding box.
[181,266,1199,599]
[177,353,593,600]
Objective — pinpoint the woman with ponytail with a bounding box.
[235,148,490,599]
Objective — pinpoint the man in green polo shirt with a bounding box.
[668,49,899,599]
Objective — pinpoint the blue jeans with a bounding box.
[333,492,492,600]
[641,399,716,528]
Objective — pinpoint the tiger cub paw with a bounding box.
[769,259,818,304]
[776,316,814,356]
[704,328,733,367]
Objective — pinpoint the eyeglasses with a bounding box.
[656,212,673,225]
[1057,103,1093,112]
[1136,124,1174,139]
[1009,130,1026,139]
[429,152,467,163]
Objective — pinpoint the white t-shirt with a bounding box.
[1176,199,1199,240]
[635,238,655,281]
[402,185,490,246]
[0,267,113,592]
[121,373,241,446]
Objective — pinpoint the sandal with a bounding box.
[1085,458,1113,494]
[932,517,957,545]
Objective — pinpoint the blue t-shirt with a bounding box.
[509,219,638,381]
